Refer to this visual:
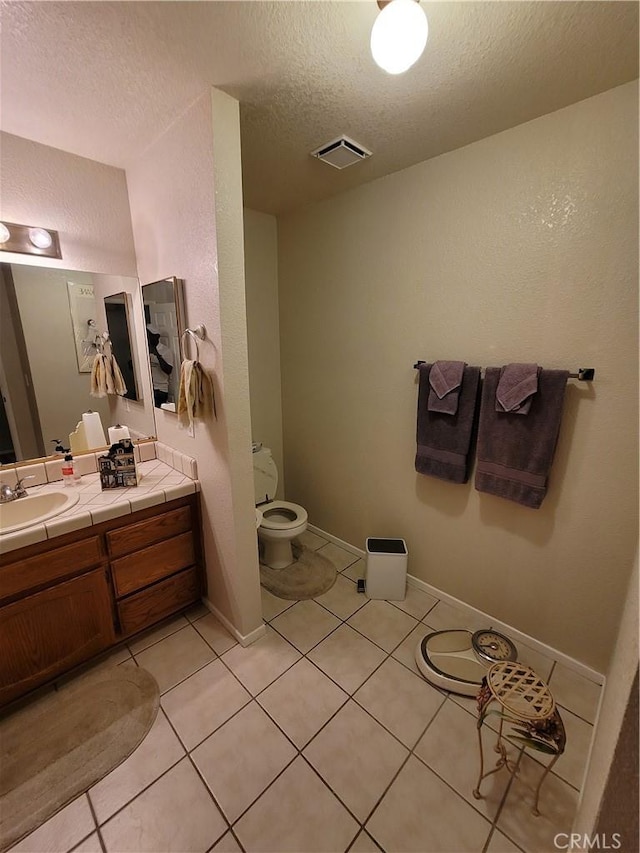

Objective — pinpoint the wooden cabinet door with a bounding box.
[0,568,115,706]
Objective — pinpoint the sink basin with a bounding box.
[0,490,80,535]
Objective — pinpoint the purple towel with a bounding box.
[415,364,481,484]
[475,368,569,508]
[495,363,539,415]
[428,360,466,415]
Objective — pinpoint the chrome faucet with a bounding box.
[0,475,36,502]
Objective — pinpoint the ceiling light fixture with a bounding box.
[370,0,429,75]
[0,220,61,259]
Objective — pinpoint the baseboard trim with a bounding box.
[307,523,604,684]
[202,597,266,647]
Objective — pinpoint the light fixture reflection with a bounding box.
[0,220,61,258]
[371,0,429,75]
[28,227,54,249]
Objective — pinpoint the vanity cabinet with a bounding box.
[0,494,203,707]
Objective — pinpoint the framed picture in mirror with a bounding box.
[141,277,185,411]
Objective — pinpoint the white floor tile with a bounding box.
[257,658,348,748]
[133,625,215,693]
[347,599,419,653]
[391,585,439,621]
[221,626,301,695]
[192,701,297,822]
[414,698,515,822]
[317,541,359,571]
[354,657,445,747]
[548,662,602,723]
[234,757,360,853]
[496,754,579,853]
[89,710,185,824]
[271,599,341,653]
[296,530,329,551]
[100,758,226,852]
[423,600,488,632]
[307,623,386,694]
[7,795,95,853]
[260,585,296,621]
[366,755,492,852]
[192,612,238,655]
[161,659,251,750]
[303,700,409,821]
[314,574,368,620]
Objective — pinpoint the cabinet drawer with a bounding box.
[106,505,192,558]
[0,537,103,602]
[118,567,201,636]
[112,532,195,597]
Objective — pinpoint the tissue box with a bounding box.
[98,438,138,489]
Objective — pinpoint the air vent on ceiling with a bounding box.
[311,135,372,170]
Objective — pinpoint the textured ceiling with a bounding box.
[1,1,638,215]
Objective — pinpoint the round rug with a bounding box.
[0,663,159,852]
[260,542,337,600]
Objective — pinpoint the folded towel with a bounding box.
[475,368,569,508]
[90,349,127,397]
[415,364,481,484]
[177,360,216,429]
[90,353,108,398]
[428,360,466,415]
[496,363,539,415]
[109,354,127,396]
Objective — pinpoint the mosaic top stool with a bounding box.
[473,660,566,816]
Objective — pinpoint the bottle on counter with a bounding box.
[61,452,77,486]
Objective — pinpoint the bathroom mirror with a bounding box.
[0,262,156,463]
[142,277,185,411]
[104,292,141,401]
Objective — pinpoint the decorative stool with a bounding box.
[473,661,566,816]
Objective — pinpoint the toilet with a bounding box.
[253,444,308,569]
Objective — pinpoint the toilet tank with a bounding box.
[253,446,278,504]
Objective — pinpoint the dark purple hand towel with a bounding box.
[428,360,466,415]
[475,368,569,508]
[495,363,539,415]
[415,364,481,484]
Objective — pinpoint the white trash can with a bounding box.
[365,538,408,601]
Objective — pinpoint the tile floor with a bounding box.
[8,531,602,853]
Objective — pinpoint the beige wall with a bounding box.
[125,89,263,642]
[278,81,638,671]
[244,208,284,498]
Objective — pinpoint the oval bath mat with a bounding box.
[260,542,337,600]
[0,663,159,852]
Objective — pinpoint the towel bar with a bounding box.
[413,362,595,381]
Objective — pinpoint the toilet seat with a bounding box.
[259,500,308,530]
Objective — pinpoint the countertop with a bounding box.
[0,459,199,556]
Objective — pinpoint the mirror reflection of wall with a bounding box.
[0,262,154,463]
[104,292,140,401]
[142,278,185,411]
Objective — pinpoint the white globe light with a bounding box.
[371,0,429,75]
[28,227,53,249]
[0,223,10,244]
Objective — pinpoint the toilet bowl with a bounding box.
[253,445,308,569]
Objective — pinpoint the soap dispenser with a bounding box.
[61,452,77,486]
[51,439,66,457]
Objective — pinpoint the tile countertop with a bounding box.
[0,459,199,556]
